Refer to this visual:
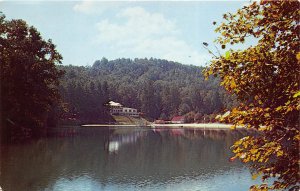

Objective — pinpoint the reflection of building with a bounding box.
[108,141,119,153]
[105,130,146,153]
[108,101,139,117]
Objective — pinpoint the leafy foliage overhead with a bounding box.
[205,1,299,190]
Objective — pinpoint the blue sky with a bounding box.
[1,1,248,66]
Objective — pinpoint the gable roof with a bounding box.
[171,116,185,121]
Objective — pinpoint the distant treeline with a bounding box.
[55,58,238,124]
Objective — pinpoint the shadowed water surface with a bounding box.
[0,127,258,191]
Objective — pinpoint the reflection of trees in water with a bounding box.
[183,129,252,148]
[0,128,252,191]
[0,133,109,191]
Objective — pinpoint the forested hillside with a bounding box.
[56,58,237,124]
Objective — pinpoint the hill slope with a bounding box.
[57,58,237,123]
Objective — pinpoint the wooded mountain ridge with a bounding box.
[57,57,237,123]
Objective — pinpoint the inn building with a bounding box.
[108,101,139,117]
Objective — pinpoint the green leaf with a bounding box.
[225,51,230,59]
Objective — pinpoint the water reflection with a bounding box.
[0,128,256,191]
[105,129,147,153]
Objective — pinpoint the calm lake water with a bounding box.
[0,127,259,191]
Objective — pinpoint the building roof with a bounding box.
[171,116,185,121]
[108,101,123,107]
[122,107,137,110]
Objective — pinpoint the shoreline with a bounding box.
[81,123,244,129]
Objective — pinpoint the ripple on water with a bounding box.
[0,129,259,191]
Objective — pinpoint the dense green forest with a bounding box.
[56,57,237,124]
[0,11,238,141]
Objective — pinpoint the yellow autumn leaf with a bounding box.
[230,80,237,89]
[294,134,300,141]
[277,150,283,157]
[296,52,300,61]
[250,148,258,154]
[293,91,300,98]
[252,173,259,180]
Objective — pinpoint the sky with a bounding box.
[0,1,249,66]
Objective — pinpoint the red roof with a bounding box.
[171,116,185,121]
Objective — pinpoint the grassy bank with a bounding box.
[112,115,151,126]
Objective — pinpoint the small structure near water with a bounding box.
[108,101,139,117]
[171,116,185,124]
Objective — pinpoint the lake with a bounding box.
[0,127,259,191]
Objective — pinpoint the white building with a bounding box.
[120,107,139,117]
[108,101,139,117]
[109,101,123,114]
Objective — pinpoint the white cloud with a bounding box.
[73,1,96,14]
[95,6,210,66]
[73,1,123,14]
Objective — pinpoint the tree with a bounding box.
[140,80,159,120]
[205,1,299,190]
[0,13,64,141]
[60,57,235,122]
